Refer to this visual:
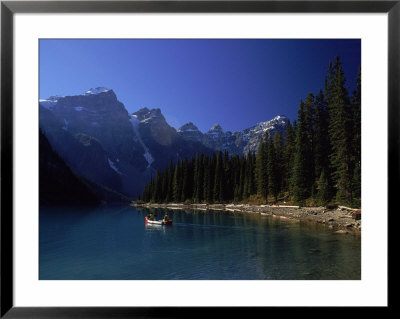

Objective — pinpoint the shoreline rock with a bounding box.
[132,202,361,235]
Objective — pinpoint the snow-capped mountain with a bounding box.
[177,122,203,143]
[39,88,140,196]
[39,87,289,197]
[40,88,138,159]
[242,115,289,154]
[177,115,289,156]
[201,124,241,155]
[39,89,212,197]
[39,95,63,109]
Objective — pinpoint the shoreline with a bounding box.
[132,202,361,235]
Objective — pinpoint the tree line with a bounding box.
[141,57,361,207]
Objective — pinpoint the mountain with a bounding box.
[241,115,289,154]
[40,88,147,197]
[39,87,288,199]
[40,88,139,160]
[39,103,125,194]
[132,107,176,146]
[39,129,100,206]
[130,107,214,171]
[177,115,289,156]
[177,122,203,143]
[39,88,214,198]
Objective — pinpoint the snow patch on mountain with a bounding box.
[130,114,139,129]
[108,158,124,175]
[129,114,154,168]
[39,95,63,109]
[62,119,69,131]
[143,151,154,167]
[83,87,110,96]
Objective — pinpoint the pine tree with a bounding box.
[351,66,361,202]
[314,89,330,183]
[267,136,278,201]
[352,66,361,164]
[152,170,163,202]
[194,154,204,203]
[142,178,151,202]
[223,150,232,201]
[204,155,216,203]
[273,132,284,197]
[231,155,242,202]
[251,152,256,195]
[326,56,353,203]
[243,152,256,199]
[242,154,250,199]
[172,160,182,202]
[352,162,361,200]
[237,157,245,201]
[291,100,312,204]
[317,169,330,205]
[283,120,295,196]
[213,151,224,203]
[192,153,199,202]
[255,137,268,199]
[202,155,210,203]
[181,158,191,202]
[304,93,316,192]
[165,160,174,202]
[325,60,335,107]
[146,175,155,202]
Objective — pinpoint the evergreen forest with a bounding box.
[141,57,361,207]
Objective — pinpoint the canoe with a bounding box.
[145,217,172,225]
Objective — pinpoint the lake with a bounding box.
[39,206,361,280]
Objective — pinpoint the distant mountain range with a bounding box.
[39,87,289,199]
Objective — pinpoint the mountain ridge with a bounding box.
[39,88,289,198]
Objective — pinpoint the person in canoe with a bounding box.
[163,212,170,223]
[148,212,155,221]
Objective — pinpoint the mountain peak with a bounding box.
[268,114,289,126]
[47,95,64,101]
[133,107,164,123]
[178,122,200,132]
[132,107,176,146]
[135,107,149,113]
[39,95,63,109]
[274,115,286,120]
[209,123,223,133]
[83,87,111,95]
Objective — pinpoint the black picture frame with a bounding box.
[1,0,395,317]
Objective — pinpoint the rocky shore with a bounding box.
[132,202,361,235]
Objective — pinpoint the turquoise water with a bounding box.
[39,206,361,280]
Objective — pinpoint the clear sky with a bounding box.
[39,39,360,133]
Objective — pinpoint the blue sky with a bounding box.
[40,39,361,133]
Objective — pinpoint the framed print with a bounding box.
[1,0,395,317]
